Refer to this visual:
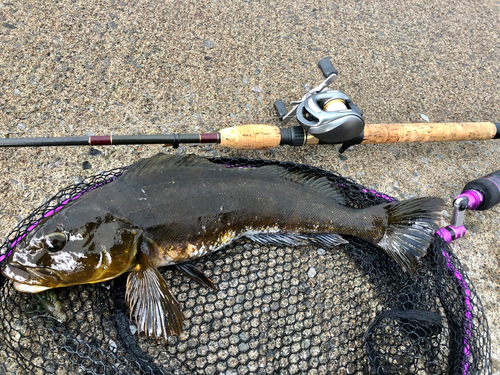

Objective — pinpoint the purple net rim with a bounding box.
[442,248,473,374]
[358,187,395,202]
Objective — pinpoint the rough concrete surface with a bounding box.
[0,0,499,372]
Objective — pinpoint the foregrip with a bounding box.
[219,125,282,150]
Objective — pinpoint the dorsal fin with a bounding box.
[120,154,217,180]
[120,154,346,205]
[254,165,347,205]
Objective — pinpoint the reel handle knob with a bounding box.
[273,100,288,120]
[318,58,338,79]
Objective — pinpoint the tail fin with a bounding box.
[376,197,443,276]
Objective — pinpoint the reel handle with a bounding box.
[318,58,338,79]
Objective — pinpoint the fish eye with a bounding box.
[44,232,67,252]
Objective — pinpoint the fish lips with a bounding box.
[1,262,60,293]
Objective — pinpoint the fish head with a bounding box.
[1,206,143,293]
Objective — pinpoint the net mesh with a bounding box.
[0,156,491,375]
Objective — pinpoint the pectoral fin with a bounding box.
[173,263,218,291]
[125,252,184,340]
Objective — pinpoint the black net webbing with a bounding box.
[0,157,492,374]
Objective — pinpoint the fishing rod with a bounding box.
[1,121,499,152]
[2,121,499,151]
[0,122,500,153]
[1,58,498,152]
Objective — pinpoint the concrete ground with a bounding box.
[0,0,499,371]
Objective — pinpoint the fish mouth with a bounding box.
[1,262,60,293]
[12,281,52,293]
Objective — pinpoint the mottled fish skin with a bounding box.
[80,155,389,266]
[1,154,443,340]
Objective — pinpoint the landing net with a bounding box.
[0,157,491,374]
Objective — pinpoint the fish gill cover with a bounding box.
[0,156,491,375]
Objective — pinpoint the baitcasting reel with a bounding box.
[274,58,365,144]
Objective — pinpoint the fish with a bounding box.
[31,289,67,323]
[1,154,443,339]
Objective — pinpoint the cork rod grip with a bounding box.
[361,122,498,144]
[219,124,282,150]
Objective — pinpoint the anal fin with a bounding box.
[246,233,310,247]
[311,233,350,246]
[125,252,184,340]
[173,263,218,291]
[246,233,349,247]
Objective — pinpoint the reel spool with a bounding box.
[295,90,364,144]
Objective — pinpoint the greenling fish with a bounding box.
[30,289,67,323]
[1,154,443,339]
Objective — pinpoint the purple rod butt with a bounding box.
[457,190,483,210]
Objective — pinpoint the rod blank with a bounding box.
[0,134,218,148]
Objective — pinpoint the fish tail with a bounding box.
[375,197,443,276]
